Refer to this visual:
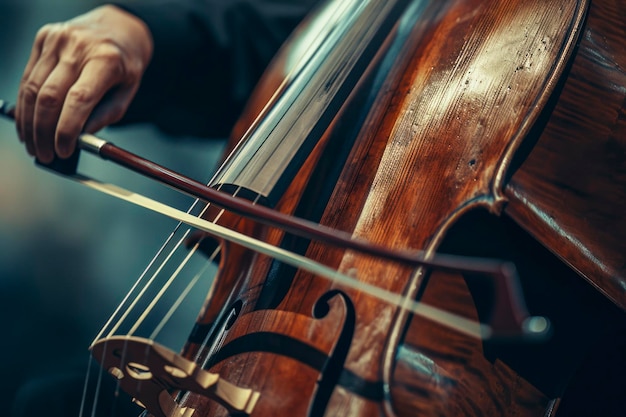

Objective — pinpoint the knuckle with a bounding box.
[37,23,66,47]
[67,86,95,106]
[35,23,54,41]
[66,30,90,53]
[58,53,81,70]
[37,86,64,108]
[21,81,41,103]
[58,59,81,75]
[96,44,126,70]
[51,23,93,54]
[97,41,123,57]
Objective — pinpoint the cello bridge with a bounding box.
[90,335,260,417]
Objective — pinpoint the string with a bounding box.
[149,244,220,340]
[261,0,399,190]
[124,188,254,340]
[96,0,367,350]
[0,3,437,415]
[78,183,208,417]
[101,0,362,344]
[58,1,473,414]
[72,173,491,339]
[75,179,212,417]
[126,235,203,336]
[102,185,235,339]
[104,231,191,337]
[77,356,94,417]
[230,0,357,148]
[89,186,214,341]
[79,2,348,408]
[81,183,223,416]
[229,0,368,187]
[87,183,251,414]
[90,348,107,417]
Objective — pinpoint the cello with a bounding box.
[2,0,625,415]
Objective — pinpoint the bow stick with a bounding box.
[0,99,550,339]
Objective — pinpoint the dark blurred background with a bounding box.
[0,0,225,410]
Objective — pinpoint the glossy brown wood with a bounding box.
[172,1,594,416]
[505,0,626,310]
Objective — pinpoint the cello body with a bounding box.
[94,0,626,416]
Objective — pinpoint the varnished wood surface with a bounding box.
[173,0,590,416]
[139,0,626,416]
[505,0,626,310]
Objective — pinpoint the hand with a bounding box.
[15,5,153,163]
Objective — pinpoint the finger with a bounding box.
[21,25,50,84]
[33,60,82,163]
[15,24,53,143]
[55,57,125,158]
[84,83,138,134]
[17,52,59,157]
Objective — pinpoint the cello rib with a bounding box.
[505,0,626,310]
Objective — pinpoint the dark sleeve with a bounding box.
[113,0,319,138]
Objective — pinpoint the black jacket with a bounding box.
[116,0,319,137]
